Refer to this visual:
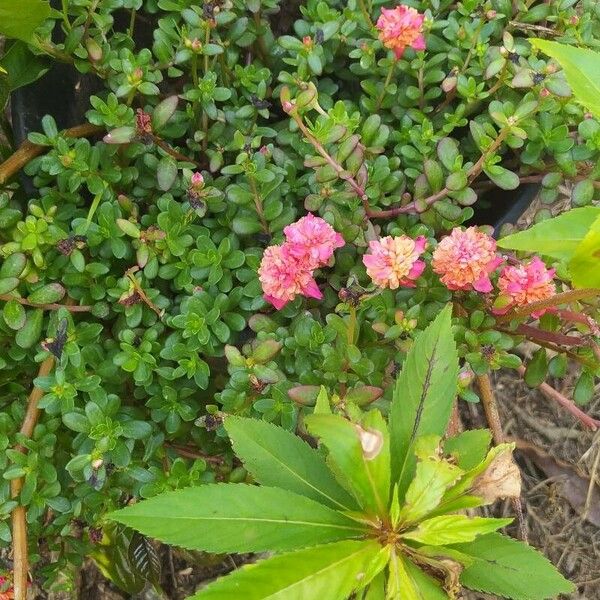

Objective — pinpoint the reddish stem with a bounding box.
[517,366,600,430]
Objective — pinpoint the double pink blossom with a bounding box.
[283,213,345,269]
[376,5,426,59]
[259,214,344,309]
[363,235,426,289]
[432,227,503,293]
[494,257,556,317]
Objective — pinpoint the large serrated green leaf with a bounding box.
[389,305,459,493]
[190,540,383,600]
[397,458,462,525]
[387,551,449,600]
[224,416,358,511]
[568,214,600,288]
[530,39,600,118]
[497,206,600,261]
[402,515,512,546]
[454,533,574,600]
[110,484,367,553]
[443,430,491,471]
[304,411,390,517]
[0,0,51,41]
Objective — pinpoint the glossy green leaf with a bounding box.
[531,39,600,118]
[0,41,49,91]
[3,299,26,330]
[157,156,178,191]
[304,411,390,517]
[224,416,358,511]
[389,305,459,493]
[454,533,574,600]
[28,283,65,304]
[110,484,367,553]
[524,348,548,388]
[190,540,383,600]
[0,0,51,41]
[15,308,43,348]
[497,206,600,260]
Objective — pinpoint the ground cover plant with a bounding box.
[0,0,600,598]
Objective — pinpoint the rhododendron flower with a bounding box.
[494,257,556,317]
[283,213,345,269]
[376,5,426,59]
[363,235,426,289]
[258,245,322,309]
[432,227,502,293]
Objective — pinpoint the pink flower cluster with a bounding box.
[364,227,556,316]
[376,5,426,59]
[362,235,426,289]
[259,214,344,309]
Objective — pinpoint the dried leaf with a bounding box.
[471,448,522,503]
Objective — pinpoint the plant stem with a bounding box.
[375,61,396,111]
[11,357,55,600]
[517,366,600,430]
[347,306,357,345]
[496,289,600,323]
[288,110,369,211]
[357,0,374,28]
[128,9,137,38]
[253,11,269,65]
[0,295,92,312]
[202,25,211,152]
[476,373,527,541]
[0,123,102,186]
[153,135,202,167]
[368,127,510,218]
[476,373,504,444]
[248,176,269,234]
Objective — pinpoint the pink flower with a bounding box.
[190,172,204,189]
[258,245,322,309]
[432,227,502,293]
[376,5,426,59]
[283,213,345,269]
[494,257,556,317]
[363,235,427,289]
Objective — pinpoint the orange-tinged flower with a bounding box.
[258,245,322,309]
[494,257,556,317]
[0,576,13,600]
[363,235,427,289]
[284,213,345,269]
[376,5,426,59]
[432,227,502,292]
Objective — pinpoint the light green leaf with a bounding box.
[0,41,49,91]
[454,533,575,600]
[191,540,383,600]
[498,206,600,261]
[397,458,462,525]
[443,430,491,471]
[402,515,512,546]
[389,305,459,494]
[387,551,449,600]
[530,39,600,118]
[224,417,358,511]
[110,484,367,553]
[304,411,390,517]
[569,214,600,288]
[0,0,51,41]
